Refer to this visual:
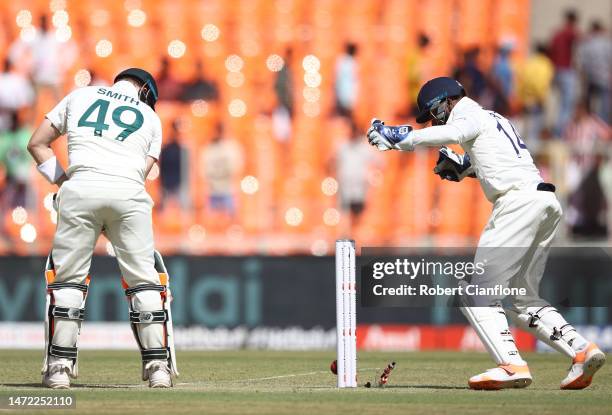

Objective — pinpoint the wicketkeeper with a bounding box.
[367,77,605,390]
[28,68,178,389]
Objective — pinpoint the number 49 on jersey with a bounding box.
[78,99,143,141]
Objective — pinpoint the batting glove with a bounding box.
[367,119,414,151]
[433,146,476,182]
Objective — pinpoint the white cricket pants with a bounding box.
[473,188,562,308]
[52,179,159,287]
[460,188,563,365]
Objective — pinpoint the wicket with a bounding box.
[335,239,357,388]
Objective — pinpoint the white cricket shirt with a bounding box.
[410,97,543,202]
[46,80,162,185]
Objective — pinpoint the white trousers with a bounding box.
[44,179,168,377]
[472,188,562,309]
[460,188,563,365]
[52,179,159,287]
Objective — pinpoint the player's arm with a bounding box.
[366,117,479,151]
[144,156,157,178]
[144,117,163,179]
[27,118,68,186]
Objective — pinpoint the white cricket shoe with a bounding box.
[561,343,606,390]
[145,361,172,388]
[468,364,532,390]
[42,363,71,389]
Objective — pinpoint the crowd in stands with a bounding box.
[0,2,610,255]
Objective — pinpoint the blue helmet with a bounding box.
[415,77,466,124]
[114,68,159,110]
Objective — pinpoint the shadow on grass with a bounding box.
[301,384,468,390]
[0,383,44,388]
[1,383,143,389]
[387,385,467,390]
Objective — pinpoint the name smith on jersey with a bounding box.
[96,87,141,106]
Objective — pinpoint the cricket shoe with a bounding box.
[145,361,172,388]
[42,363,71,389]
[561,343,606,390]
[468,364,532,390]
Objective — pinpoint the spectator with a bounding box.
[156,57,183,101]
[492,43,514,98]
[517,43,555,144]
[334,121,377,228]
[0,59,34,132]
[273,48,294,143]
[159,119,185,207]
[490,42,514,115]
[274,47,294,117]
[576,21,611,124]
[335,43,359,117]
[564,102,611,238]
[30,14,77,102]
[180,59,218,102]
[452,47,486,102]
[0,112,31,208]
[406,33,432,114]
[201,123,244,217]
[599,146,612,240]
[549,9,580,136]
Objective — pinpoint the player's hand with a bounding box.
[433,147,475,182]
[366,118,413,151]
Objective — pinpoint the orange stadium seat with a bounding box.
[0,0,533,254]
[393,148,438,243]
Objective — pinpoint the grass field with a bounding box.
[0,350,610,415]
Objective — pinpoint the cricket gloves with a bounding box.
[433,146,476,182]
[367,119,414,151]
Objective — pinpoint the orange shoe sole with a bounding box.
[469,377,532,390]
[561,352,606,390]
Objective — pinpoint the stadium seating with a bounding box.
[0,0,530,254]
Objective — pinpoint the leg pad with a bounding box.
[49,344,78,359]
[141,348,170,362]
[42,261,89,378]
[508,305,576,358]
[130,310,167,324]
[124,268,178,380]
[126,284,165,296]
[49,306,85,321]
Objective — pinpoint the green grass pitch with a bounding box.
[0,350,610,414]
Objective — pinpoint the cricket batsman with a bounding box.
[366,77,606,390]
[27,68,178,389]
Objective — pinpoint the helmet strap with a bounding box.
[137,83,154,109]
[430,98,451,125]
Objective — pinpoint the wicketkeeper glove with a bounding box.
[433,146,476,182]
[366,118,414,151]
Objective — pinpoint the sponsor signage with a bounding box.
[4,323,610,352]
[0,254,609,327]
